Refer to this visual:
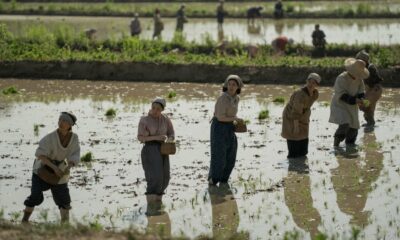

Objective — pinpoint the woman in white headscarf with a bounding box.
[208,75,244,185]
[138,98,174,215]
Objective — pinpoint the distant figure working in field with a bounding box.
[274,0,284,19]
[247,6,263,25]
[130,13,142,37]
[311,24,326,57]
[271,36,294,55]
[84,28,97,41]
[176,5,188,32]
[153,9,164,40]
[216,0,226,31]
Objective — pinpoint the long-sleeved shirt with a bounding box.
[33,130,80,184]
[214,92,239,121]
[364,63,383,88]
[137,114,175,142]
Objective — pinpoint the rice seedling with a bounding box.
[105,108,117,117]
[81,152,93,162]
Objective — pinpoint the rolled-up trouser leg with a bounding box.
[24,174,50,208]
[345,128,358,144]
[209,119,228,184]
[287,140,296,158]
[51,183,71,210]
[142,144,167,195]
[298,138,309,157]
[221,131,237,182]
[334,124,349,145]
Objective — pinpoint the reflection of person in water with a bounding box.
[208,183,240,239]
[284,157,322,238]
[146,203,171,238]
[331,132,383,227]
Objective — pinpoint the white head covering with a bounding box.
[59,112,77,127]
[152,97,166,109]
[345,58,370,80]
[224,74,244,89]
[307,73,321,84]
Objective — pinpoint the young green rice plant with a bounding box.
[2,86,18,95]
[81,152,93,163]
[105,108,116,117]
[258,110,269,120]
[167,91,177,99]
[273,96,285,104]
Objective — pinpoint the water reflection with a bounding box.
[208,183,240,239]
[1,16,400,44]
[284,157,322,238]
[331,132,384,227]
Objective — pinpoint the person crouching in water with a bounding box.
[281,73,321,159]
[22,112,80,223]
[137,98,175,215]
[209,75,244,186]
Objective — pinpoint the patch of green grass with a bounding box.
[273,97,285,104]
[81,152,93,162]
[0,24,399,68]
[258,110,269,120]
[2,86,18,95]
[167,91,177,98]
[105,108,117,117]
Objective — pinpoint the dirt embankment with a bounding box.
[0,61,399,87]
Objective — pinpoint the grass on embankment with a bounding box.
[0,1,399,18]
[0,24,399,68]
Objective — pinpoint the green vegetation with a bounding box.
[258,110,269,120]
[273,96,285,103]
[0,1,398,18]
[2,86,19,95]
[105,108,117,117]
[0,24,399,68]
[81,152,93,162]
[168,91,177,98]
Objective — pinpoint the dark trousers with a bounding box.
[287,138,309,158]
[24,174,71,209]
[334,124,358,145]
[141,142,170,195]
[209,118,238,184]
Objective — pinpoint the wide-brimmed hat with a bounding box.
[224,74,244,89]
[307,73,321,84]
[344,58,369,80]
[355,50,370,63]
[152,97,166,109]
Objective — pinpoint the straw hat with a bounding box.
[224,74,244,89]
[355,50,370,63]
[152,97,166,109]
[344,58,369,80]
[307,73,321,84]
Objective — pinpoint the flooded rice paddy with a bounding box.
[2,15,400,45]
[0,79,400,239]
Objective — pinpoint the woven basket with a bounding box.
[161,142,176,155]
[37,165,61,185]
[234,121,247,133]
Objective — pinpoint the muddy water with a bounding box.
[1,79,400,239]
[2,15,400,45]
